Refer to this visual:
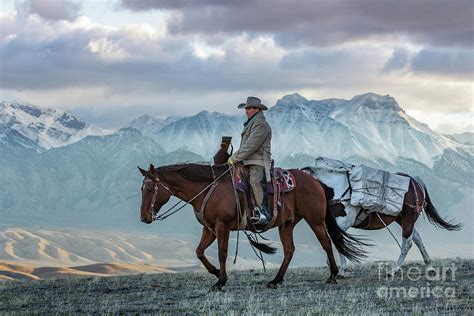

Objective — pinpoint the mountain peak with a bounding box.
[350,93,401,111]
[0,100,110,150]
[275,93,309,107]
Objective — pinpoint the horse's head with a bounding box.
[213,136,232,164]
[138,164,172,224]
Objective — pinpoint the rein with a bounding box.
[151,166,232,221]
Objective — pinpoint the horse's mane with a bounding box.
[157,163,230,182]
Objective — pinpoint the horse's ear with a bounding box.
[149,164,156,175]
[138,166,147,177]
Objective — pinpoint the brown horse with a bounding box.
[302,167,462,277]
[138,162,367,291]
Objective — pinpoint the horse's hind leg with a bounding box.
[338,253,348,278]
[412,228,435,273]
[196,226,219,278]
[305,218,339,284]
[267,217,301,289]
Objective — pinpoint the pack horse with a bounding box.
[304,157,462,277]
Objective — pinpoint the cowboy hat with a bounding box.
[237,96,268,110]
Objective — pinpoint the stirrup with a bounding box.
[251,207,269,225]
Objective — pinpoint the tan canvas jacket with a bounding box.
[231,111,272,181]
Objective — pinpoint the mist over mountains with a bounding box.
[0,94,472,247]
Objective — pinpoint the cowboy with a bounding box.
[228,97,272,225]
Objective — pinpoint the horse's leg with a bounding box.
[305,218,339,284]
[267,217,301,289]
[411,228,435,274]
[388,213,417,276]
[211,222,230,291]
[196,226,219,278]
[338,253,348,278]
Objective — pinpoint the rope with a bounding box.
[155,166,232,221]
[375,212,402,250]
[230,166,242,264]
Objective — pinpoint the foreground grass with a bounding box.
[1,259,472,314]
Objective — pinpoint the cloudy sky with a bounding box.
[0,0,472,133]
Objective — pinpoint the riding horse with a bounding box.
[303,166,462,277]
[138,162,367,291]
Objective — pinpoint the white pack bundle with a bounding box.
[349,165,410,215]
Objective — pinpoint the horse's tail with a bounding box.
[247,236,277,255]
[318,180,371,263]
[419,180,462,231]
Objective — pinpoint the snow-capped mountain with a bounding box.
[128,111,245,157]
[128,114,181,139]
[268,93,467,168]
[129,93,468,168]
[0,101,112,150]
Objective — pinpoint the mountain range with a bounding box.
[0,95,472,241]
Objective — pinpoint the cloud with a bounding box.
[411,47,474,78]
[382,48,411,73]
[120,0,474,48]
[16,0,82,21]
[0,12,313,93]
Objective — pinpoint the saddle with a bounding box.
[231,163,296,231]
[232,166,296,193]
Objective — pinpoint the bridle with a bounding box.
[143,177,174,219]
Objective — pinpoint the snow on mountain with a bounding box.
[267,93,381,163]
[327,93,462,167]
[128,114,181,139]
[153,111,245,158]
[137,92,467,169]
[0,101,112,150]
[2,95,468,170]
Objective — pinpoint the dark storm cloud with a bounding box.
[0,20,307,92]
[120,0,474,48]
[16,0,82,21]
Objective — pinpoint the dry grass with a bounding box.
[1,258,472,314]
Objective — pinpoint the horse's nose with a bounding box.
[141,216,146,223]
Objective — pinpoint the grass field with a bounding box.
[1,258,472,314]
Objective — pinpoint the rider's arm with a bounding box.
[231,121,269,162]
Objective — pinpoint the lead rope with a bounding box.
[230,166,241,264]
[375,212,402,250]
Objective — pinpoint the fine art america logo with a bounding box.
[376,263,457,299]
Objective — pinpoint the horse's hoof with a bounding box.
[211,283,224,292]
[326,278,337,284]
[266,282,278,289]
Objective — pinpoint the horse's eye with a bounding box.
[146,189,153,193]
